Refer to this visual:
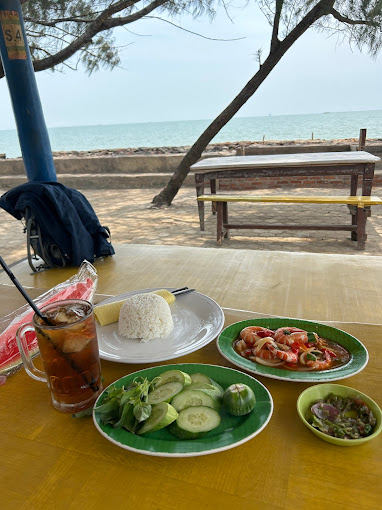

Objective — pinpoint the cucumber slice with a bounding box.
[210,380,224,396]
[190,373,213,385]
[147,381,184,404]
[171,389,221,412]
[137,402,178,435]
[185,383,223,399]
[168,406,221,439]
[154,370,192,388]
[190,374,224,397]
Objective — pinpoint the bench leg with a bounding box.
[222,201,229,239]
[356,163,374,244]
[197,200,205,231]
[195,174,205,231]
[350,175,358,240]
[210,179,217,215]
[216,202,225,245]
[348,205,358,241]
[356,207,368,250]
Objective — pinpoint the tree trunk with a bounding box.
[151,54,283,207]
[152,0,334,207]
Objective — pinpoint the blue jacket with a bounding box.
[0,182,115,266]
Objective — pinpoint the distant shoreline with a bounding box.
[3,110,382,159]
[50,137,382,159]
[4,136,382,160]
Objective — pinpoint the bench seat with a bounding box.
[197,194,382,249]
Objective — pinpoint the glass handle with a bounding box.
[16,323,47,383]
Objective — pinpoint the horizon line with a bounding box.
[1,109,381,133]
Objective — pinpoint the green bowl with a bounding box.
[297,384,382,446]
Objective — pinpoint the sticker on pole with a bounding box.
[0,10,27,60]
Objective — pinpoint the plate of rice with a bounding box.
[95,288,225,363]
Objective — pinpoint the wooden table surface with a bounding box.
[1,244,382,325]
[1,246,382,509]
[1,290,381,509]
[192,151,381,170]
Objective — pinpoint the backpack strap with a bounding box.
[24,207,67,272]
[24,206,47,272]
[103,225,112,242]
[42,242,67,269]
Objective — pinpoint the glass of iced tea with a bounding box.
[16,299,103,413]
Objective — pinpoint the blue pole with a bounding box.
[0,0,56,181]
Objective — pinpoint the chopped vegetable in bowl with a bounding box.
[309,393,376,439]
[297,383,382,446]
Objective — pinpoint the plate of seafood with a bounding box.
[217,318,368,382]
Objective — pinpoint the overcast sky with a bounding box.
[1,2,381,131]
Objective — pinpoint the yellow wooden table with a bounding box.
[1,245,382,510]
[1,243,382,324]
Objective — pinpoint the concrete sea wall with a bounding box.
[1,142,381,190]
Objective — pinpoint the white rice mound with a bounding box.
[118,293,174,341]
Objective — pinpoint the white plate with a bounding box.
[95,288,225,363]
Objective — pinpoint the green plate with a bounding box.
[217,318,368,383]
[92,363,273,457]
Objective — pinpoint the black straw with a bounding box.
[0,255,54,326]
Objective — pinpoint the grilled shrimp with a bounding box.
[306,350,332,370]
[268,343,299,363]
[252,337,278,360]
[240,326,275,346]
[274,327,318,346]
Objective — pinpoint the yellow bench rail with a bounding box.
[197,195,382,208]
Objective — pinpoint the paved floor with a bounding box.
[1,186,381,267]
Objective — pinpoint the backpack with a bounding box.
[24,206,113,272]
[0,182,115,272]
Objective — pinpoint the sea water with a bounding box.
[1,110,382,159]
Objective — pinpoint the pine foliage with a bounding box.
[20,0,220,73]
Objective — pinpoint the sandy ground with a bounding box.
[1,186,381,268]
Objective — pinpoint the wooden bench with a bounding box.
[197,194,382,249]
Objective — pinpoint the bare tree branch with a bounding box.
[329,7,379,27]
[24,16,99,26]
[142,16,246,41]
[31,0,169,72]
[102,0,172,28]
[270,0,284,51]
